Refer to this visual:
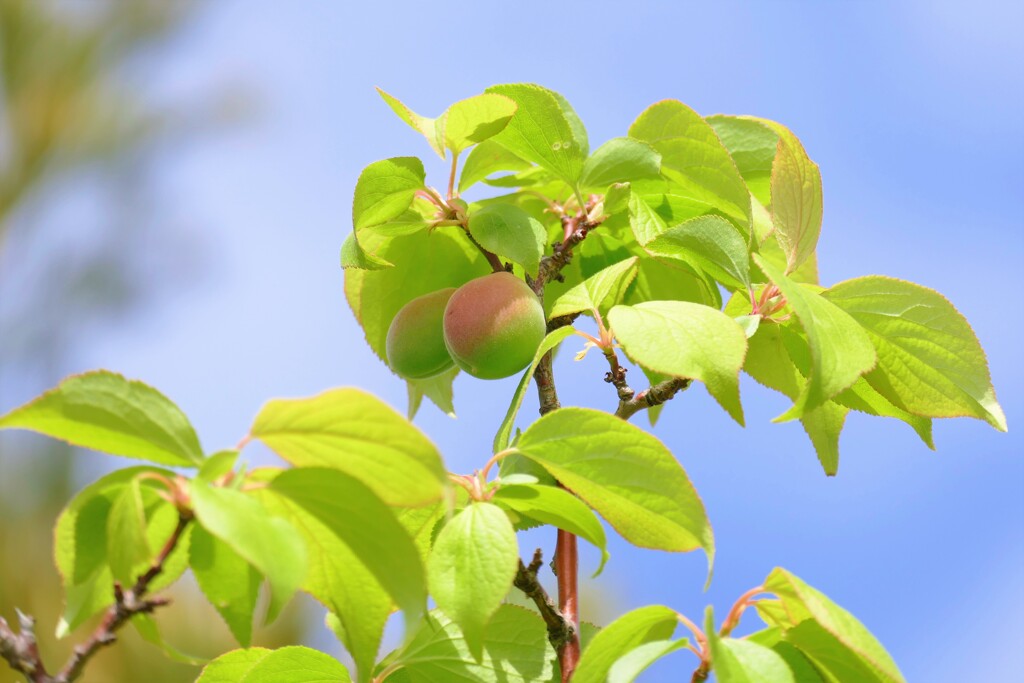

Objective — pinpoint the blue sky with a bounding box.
[10,0,1023,679]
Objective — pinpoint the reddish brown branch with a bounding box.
[554,530,580,682]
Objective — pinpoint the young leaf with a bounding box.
[608,301,748,425]
[493,326,576,452]
[196,647,271,683]
[629,100,751,234]
[627,191,670,245]
[706,115,778,207]
[352,157,427,231]
[376,88,446,159]
[459,140,532,192]
[707,631,796,682]
[835,378,934,449]
[572,605,679,683]
[0,370,203,467]
[237,646,352,683]
[764,568,906,683]
[190,482,306,623]
[190,525,261,647]
[106,478,151,584]
[515,408,714,566]
[758,119,822,274]
[132,613,208,665]
[606,639,689,683]
[467,203,546,275]
[443,93,517,154]
[550,256,638,318]
[407,366,459,420]
[754,256,876,421]
[484,83,587,186]
[578,137,661,190]
[824,276,1006,431]
[492,483,609,574]
[384,605,555,683]
[426,502,519,657]
[250,387,447,507]
[270,467,427,630]
[198,449,238,483]
[646,214,752,290]
[626,255,722,310]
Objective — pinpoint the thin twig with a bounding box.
[1,513,192,683]
[513,549,574,652]
[615,377,692,420]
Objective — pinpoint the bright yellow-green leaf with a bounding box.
[459,140,532,192]
[352,157,426,231]
[824,275,1006,432]
[376,88,446,159]
[646,214,752,290]
[573,605,679,683]
[444,93,517,154]
[550,256,638,318]
[196,648,271,683]
[250,387,446,507]
[190,525,261,647]
[238,646,352,683]
[578,137,661,191]
[467,203,546,275]
[609,301,747,425]
[0,370,203,467]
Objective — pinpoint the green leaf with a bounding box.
[427,502,518,658]
[384,605,555,682]
[742,320,855,474]
[754,256,876,421]
[604,182,632,215]
[627,191,670,245]
[341,231,393,271]
[772,642,829,682]
[352,157,426,231]
[706,115,778,208]
[550,257,638,318]
[444,93,518,155]
[190,482,306,623]
[196,648,271,683]
[0,370,203,467]
[606,639,689,683]
[573,605,679,683]
[54,470,192,636]
[106,478,150,584]
[258,488,391,683]
[579,137,661,190]
[239,646,352,683]
[629,100,750,234]
[271,468,427,631]
[376,88,446,159]
[823,276,1006,431]
[708,632,796,683]
[132,613,208,666]
[646,214,752,290]
[626,255,722,310]
[493,326,576,452]
[765,568,906,683]
[459,140,532,192]
[250,387,447,507]
[407,366,459,420]
[515,408,714,567]
[190,524,261,646]
[345,228,489,363]
[467,203,546,275]
[608,301,748,425]
[492,483,609,575]
[198,449,238,483]
[485,83,587,186]
[835,378,934,449]
[758,120,822,274]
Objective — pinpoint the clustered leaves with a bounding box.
[0,82,1006,683]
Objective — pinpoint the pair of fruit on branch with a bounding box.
[386,271,546,380]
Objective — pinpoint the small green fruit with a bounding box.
[386,288,457,379]
[443,272,546,379]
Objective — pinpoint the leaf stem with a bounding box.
[447,152,460,200]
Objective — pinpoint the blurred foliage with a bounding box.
[0,2,306,681]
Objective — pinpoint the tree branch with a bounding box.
[513,549,574,651]
[1,512,191,683]
[615,377,692,420]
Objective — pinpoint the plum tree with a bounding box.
[386,288,456,379]
[443,272,545,379]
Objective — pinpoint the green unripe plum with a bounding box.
[386,288,457,379]
[443,272,546,380]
